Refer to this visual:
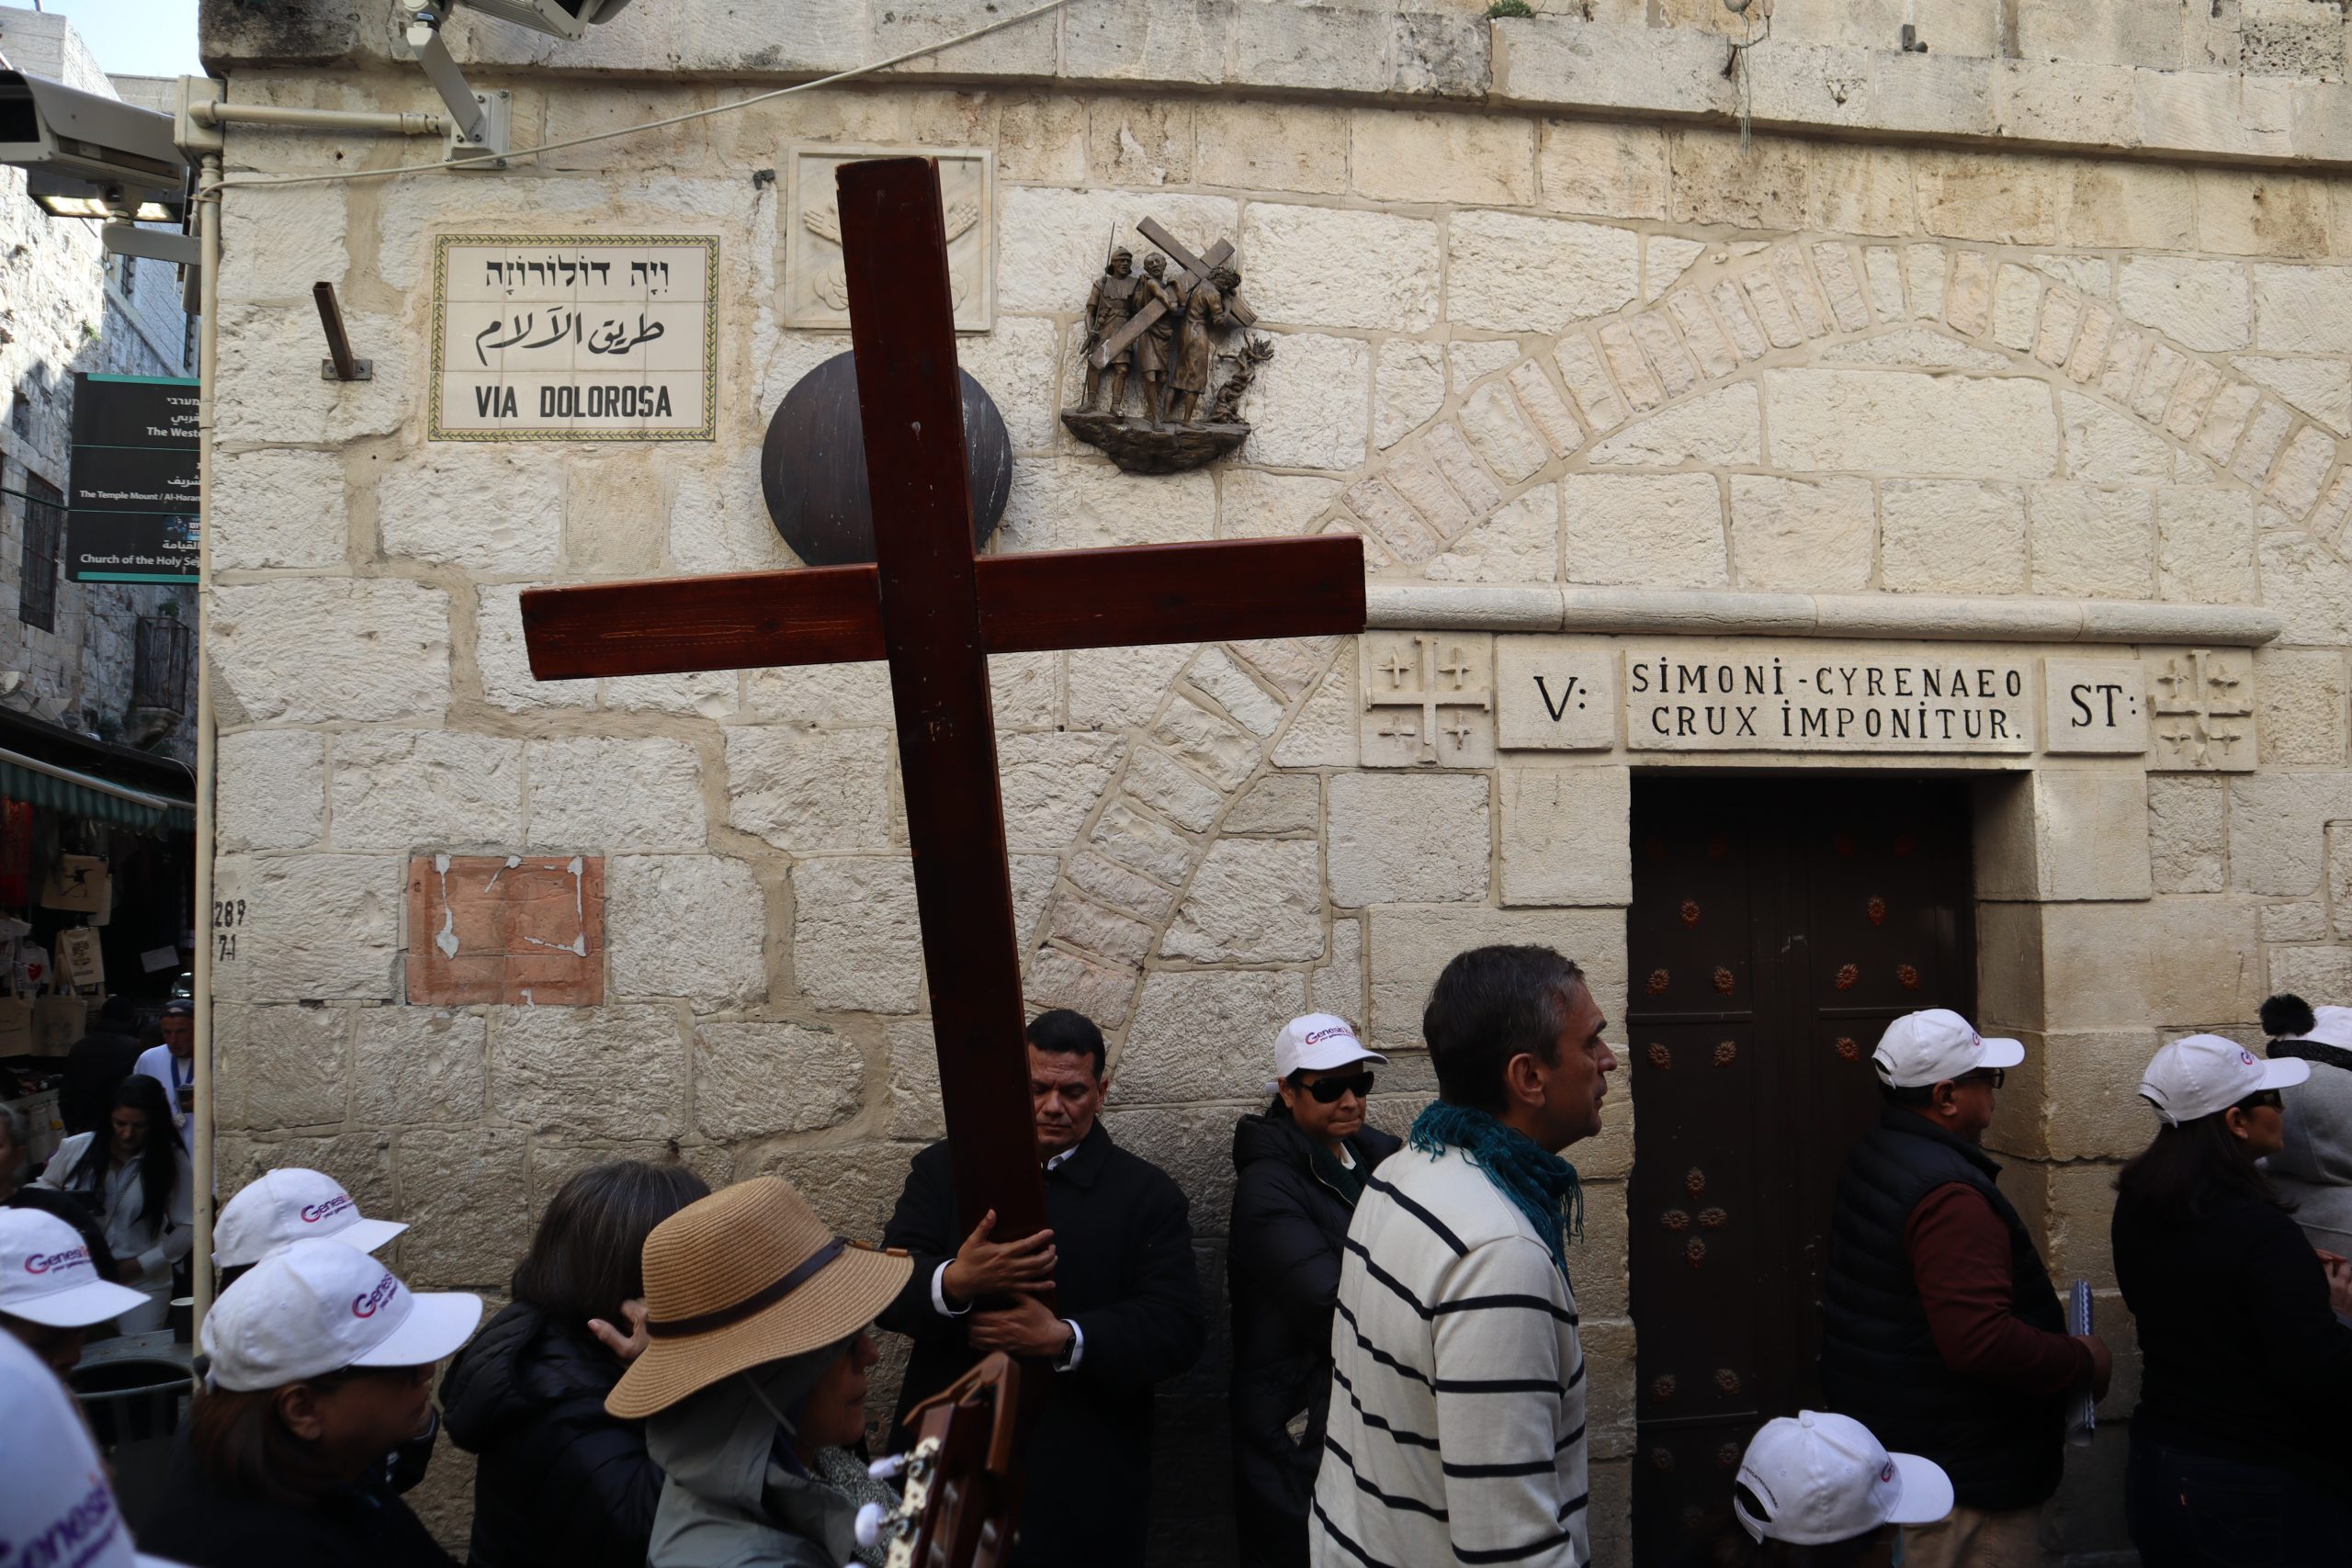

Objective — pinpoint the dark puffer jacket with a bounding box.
[1819,1111,2068,1511]
[1227,1108,1402,1568]
[439,1301,665,1568]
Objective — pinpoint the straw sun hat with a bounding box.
[606,1176,912,1420]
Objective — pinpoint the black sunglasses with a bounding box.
[1302,1070,1375,1103]
[2234,1088,2283,1113]
[1955,1067,2006,1089]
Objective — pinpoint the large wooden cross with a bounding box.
[521,159,1363,1247]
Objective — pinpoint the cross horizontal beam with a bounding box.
[519,534,1366,682]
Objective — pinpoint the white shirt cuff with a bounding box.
[931,1260,972,1318]
[1055,1318,1083,1371]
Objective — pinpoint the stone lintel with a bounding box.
[1365,585,2281,649]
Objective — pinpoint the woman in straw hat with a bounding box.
[607,1176,914,1568]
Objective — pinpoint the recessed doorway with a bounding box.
[1624,773,1978,1562]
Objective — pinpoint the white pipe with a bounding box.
[189,101,445,136]
[190,150,220,1344]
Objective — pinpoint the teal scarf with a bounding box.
[1408,1100,1583,1278]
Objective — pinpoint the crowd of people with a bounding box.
[3,951,2350,1568]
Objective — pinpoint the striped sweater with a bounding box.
[1308,1144,1589,1568]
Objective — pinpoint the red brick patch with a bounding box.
[406,854,604,1007]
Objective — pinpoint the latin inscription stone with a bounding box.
[2043,658,2150,754]
[1495,636,1616,751]
[1622,641,2034,753]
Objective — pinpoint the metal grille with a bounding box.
[133,613,190,713]
[17,471,62,633]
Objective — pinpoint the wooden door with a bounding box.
[1624,774,1977,1562]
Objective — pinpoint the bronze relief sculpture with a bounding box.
[1060,219,1273,475]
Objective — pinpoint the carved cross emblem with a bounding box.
[1362,634,1495,766]
[2149,649,2255,773]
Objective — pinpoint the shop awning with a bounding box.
[0,744,195,831]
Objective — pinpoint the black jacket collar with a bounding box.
[1879,1105,2005,1180]
[1045,1121,1114,1190]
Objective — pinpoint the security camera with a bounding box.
[420,0,639,43]
[0,72,188,220]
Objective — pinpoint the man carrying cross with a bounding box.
[878,1006,1207,1566]
[521,157,1363,1560]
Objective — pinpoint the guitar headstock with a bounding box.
[860,1351,1025,1568]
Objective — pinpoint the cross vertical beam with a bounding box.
[837,158,1049,1244]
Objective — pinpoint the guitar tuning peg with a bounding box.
[867,1454,908,1483]
[855,1503,890,1549]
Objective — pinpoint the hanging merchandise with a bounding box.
[15,941,50,996]
[40,853,109,914]
[55,927,104,989]
[0,995,28,1054]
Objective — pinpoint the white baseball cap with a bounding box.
[2140,1033,2312,1126]
[1733,1410,1953,1545]
[0,1209,150,1329]
[202,1238,481,1393]
[1273,1013,1386,1081]
[0,1330,187,1567]
[1871,1009,2026,1089]
[214,1167,407,1268]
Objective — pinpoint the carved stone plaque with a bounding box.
[1496,636,1617,751]
[2042,658,2149,755]
[2147,649,2256,772]
[1620,641,2033,754]
[1361,633,1496,767]
[785,147,993,333]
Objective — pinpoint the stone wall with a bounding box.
[200,2,2352,1559]
[0,12,198,753]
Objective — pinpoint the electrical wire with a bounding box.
[213,0,1082,191]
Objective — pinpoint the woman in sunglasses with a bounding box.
[2113,1034,2352,1565]
[1226,1013,1398,1568]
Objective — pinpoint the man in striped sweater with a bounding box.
[1311,944,1617,1568]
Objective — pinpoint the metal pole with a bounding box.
[189,151,220,1344]
[312,283,370,382]
[188,100,444,136]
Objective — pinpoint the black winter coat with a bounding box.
[137,1435,455,1568]
[439,1301,665,1568]
[1227,1110,1400,1568]
[2114,1187,2352,1488]
[878,1122,1207,1568]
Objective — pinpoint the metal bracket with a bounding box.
[405,7,512,168]
[102,221,200,268]
[313,281,374,382]
[445,88,512,170]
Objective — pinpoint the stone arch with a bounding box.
[1304,233,2352,591]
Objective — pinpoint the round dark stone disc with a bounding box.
[761,350,1012,566]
